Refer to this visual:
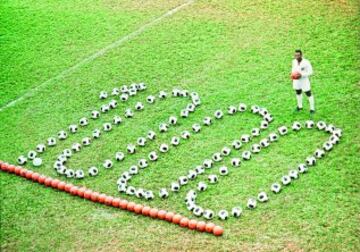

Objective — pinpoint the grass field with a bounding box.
[1,0,359,251]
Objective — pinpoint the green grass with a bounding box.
[1,0,359,251]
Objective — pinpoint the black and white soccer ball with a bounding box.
[203,159,213,169]
[111,88,120,96]
[314,148,325,159]
[179,176,189,186]
[126,186,136,195]
[58,130,68,140]
[159,123,169,133]
[103,123,112,132]
[187,170,197,180]
[289,169,299,179]
[305,120,315,129]
[17,155,27,165]
[181,131,191,139]
[159,143,169,153]
[203,209,214,220]
[115,152,125,161]
[257,192,268,202]
[219,166,228,176]
[93,129,101,139]
[63,149,72,158]
[241,134,251,143]
[171,136,180,146]
[260,120,269,129]
[197,181,207,191]
[260,138,270,148]
[292,121,302,131]
[323,141,333,152]
[212,152,222,162]
[147,130,156,140]
[36,144,46,153]
[232,140,242,150]
[228,106,237,115]
[128,88,137,96]
[195,165,205,174]
[259,108,269,117]
[100,104,110,113]
[135,188,145,198]
[263,114,273,123]
[180,109,189,118]
[306,156,316,166]
[325,124,336,134]
[251,144,261,154]
[269,133,279,142]
[242,151,252,160]
[232,207,242,217]
[193,206,204,217]
[208,174,218,184]
[138,159,148,169]
[298,163,308,174]
[137,137,147,147]
[281,175,291,185]
[238,103,247,112]
[221,147,231,156]
[218,210,229,220]
[120,93,129,102]
[47,137,57,147]
[159,90,167,99]
[125,108,134,118]
[146,95,155,104]
[159,188,169,199]
[99,91,108,99]
[251,128,261,137]
[231,158,241,167]
[278,126,288,136]
[168,116,177,125]
[203,117,212,126]
[103,159,113,169]
[109,99,118,109]
[214,110,223,119]
[91,110,100,119]
[75,170,85,179]
[79,117,89,127]
[192,123,201,133]
[171,182,180,192]
[127,144,136,154]
[316,121,326,130]
[135,102,144,111]
[247,198,257,209]
[113,116,122,125]
[120,85,128,93]
[148,151,158,161]
[82,137,91,146]
[271,183,281,193]
[251,105,260,114]
[129,165,139,175]
[65,169,75,178]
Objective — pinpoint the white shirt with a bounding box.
[292,58,313,88]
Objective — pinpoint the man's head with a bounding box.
[294,49,303,62]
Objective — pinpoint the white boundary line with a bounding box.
[0,0,194,113]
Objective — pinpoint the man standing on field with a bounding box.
[291,49,315,114]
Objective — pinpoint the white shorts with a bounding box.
[293,79,311,92]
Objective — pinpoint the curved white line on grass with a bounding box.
[0,0,195,113]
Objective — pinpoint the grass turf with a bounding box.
[1,0,359,251]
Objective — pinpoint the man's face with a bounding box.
[294,52,302,61]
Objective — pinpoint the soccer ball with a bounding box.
[125,108,134,118]
[221,147,231,156]
[127,144,136,154]
[218,210,229,220]
[232,207,242,217]
[241,134,251,143]
[168,116,177,125]
[126,186,136,195]
[263,114,273,123]
[159,123,169,133]
[257,192,268,202]
[17,155,27,165]
[238,103,247,112]
[219,166,228,176]
[228,106,237,115]
[58,130,68,140]
[232,140,242,150]
[203,117,212,126]
[306,156,316,166]
[333,128,342,138]
[103,159,113,169]
[129,165,139,175]
[251,144,261,154]
[186,103,196,113]
[251,128,260,137]
[251,105,260,114]
[323,141,333,151]
[208,174,218,184]
[212,152,222,162]
[181,89,189,97]
[271,183,281,193]
[109,100,118,109]
[63,149,72,158]
[113,116,122,125]
[316,121,327,130]
[247,198,257,209]
[298,164,308,174]
[120,93,129,102]
[292,121,302,131]
[91,110,100,119]
[193,206,204,217]
[281,175,291,185]
[65,169,75,178]
[214,110,223,119]
[260,120,269,129]
[32,158,42,167]
[82,137,91,146]
[72,143,81,152]
[117,184,127,193]
[329,135,340,145]
[135,102,144,111]
[197,181,207,191]
[120,85,128,93]
[192,123,201,133]
[99,91,108,99]
[260,138,270,148]
[111,88,120,96]
[159,188,169,199]
[146,95,155,104]
[100,104,110,113]
[57,154,67,163]
[103,123,112,132]
[325,124,336,133]
[148,151,158,161]
[181,131,191,139]
[79,117,88,127]
[203,159,213,169]
[171,136,180,146]
[138,82,147,91]
[138,159,148,169]
[180,109,189,118]
[203,209,214,220]
[75,170,85,179]
[159,90,167,99]
[159,143,169,153]
[115,152,125,161]
[314,148,325,159]
[187,170,197,180]
[93,129,101,139]
[171,182,180,192]
[172,88,181,97]
[137,137,147,147]
[278,126,288,136]
[47,137,57,147]
[121,171,132,181]
[231,158,241,167]
[305,120,315,129]
[195,165,205,174]
[259,108,269,117]
[242,151,252,160]
[35,144,46,153]
[179,176,189,186]
[289,169,299,179]
[269,133,279,142]
[88,167,99,176]
[135,188,145,198]
[146,130,156,140]
[128,88,137,96]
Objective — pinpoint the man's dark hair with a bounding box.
[295,49,302,55]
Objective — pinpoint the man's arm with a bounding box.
[300,60,313,78]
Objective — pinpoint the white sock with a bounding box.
[296,94,303,108]
[309,95,315,111]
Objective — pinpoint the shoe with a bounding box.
[310,110,315,114]
[295,107,303,112]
